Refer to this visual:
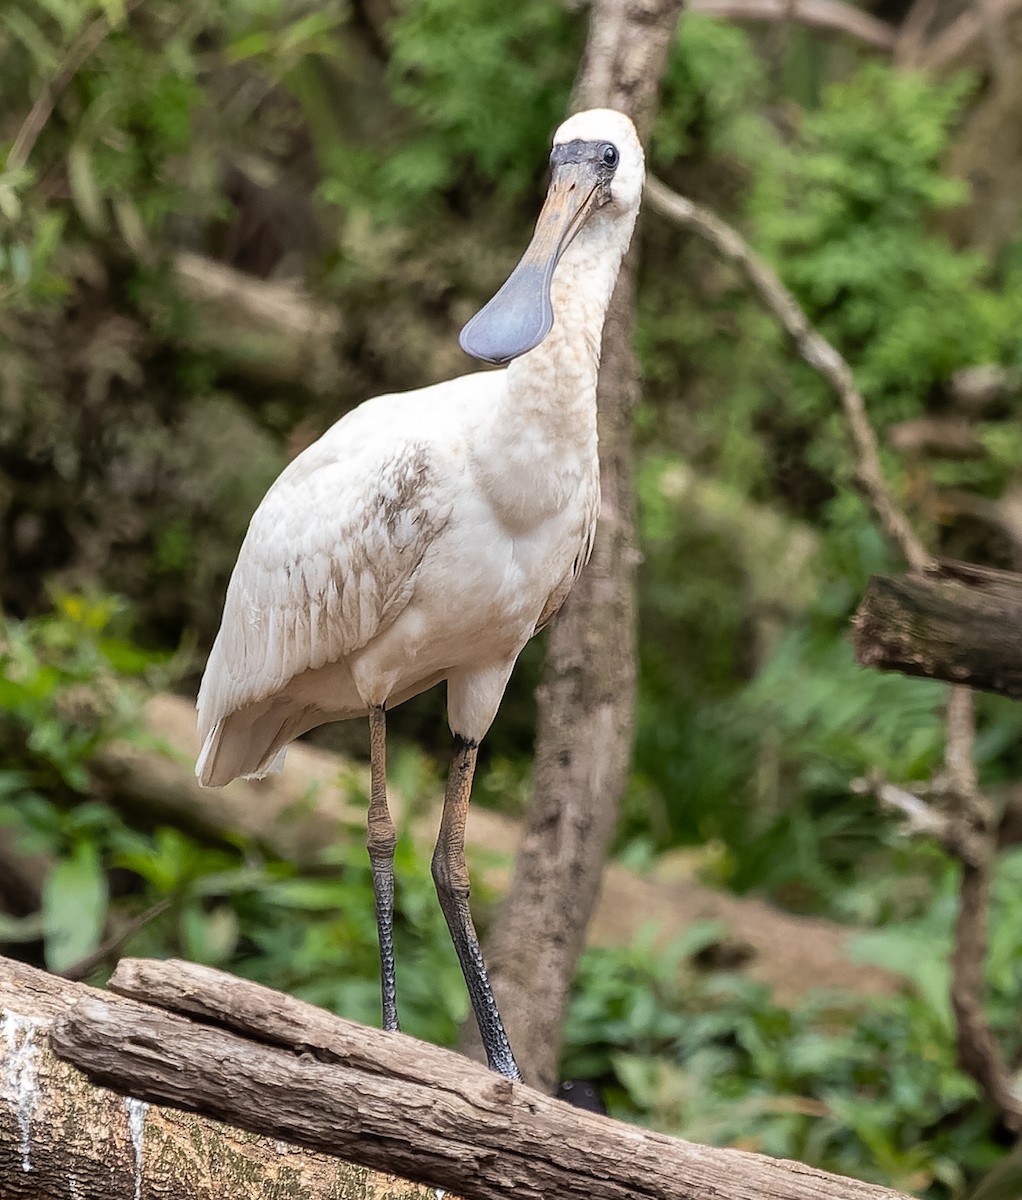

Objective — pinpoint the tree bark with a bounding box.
[1,955,913,1200]
[853,559,1022,699]
[926,0,1022,251]
[467,0,685,1094]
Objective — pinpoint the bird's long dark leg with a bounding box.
[367,704,399,1032]
[433,735,522,1081]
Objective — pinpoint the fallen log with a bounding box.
[853,559,1022,700]
[0,955,446,1199]
[0,955,912,1200]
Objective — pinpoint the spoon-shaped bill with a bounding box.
[460,160,604,365]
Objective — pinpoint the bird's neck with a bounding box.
[468,217,635,531]
[502,220,626,442]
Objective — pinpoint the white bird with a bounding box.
[196,108,645,1081]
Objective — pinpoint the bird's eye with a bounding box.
[601,144,619,169]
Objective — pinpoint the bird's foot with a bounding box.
[487,1049,523,1082]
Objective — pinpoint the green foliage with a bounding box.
[562,855,1022,1198]
[380,0,581,205]
[236,829,474,1046]
[631,50,1022,914]
[0,595,162,966]
[654,16,773,168]
[0,596,478,1044]
[40,838,108,972]
[0,0,589,647]
[2,2,213,301]
[107,810,476,1049]
[201,0,586,225]
[752,67,999,425]
[4,587,1014,1198]
[3,6,1022,1196]
[0,594,157,790]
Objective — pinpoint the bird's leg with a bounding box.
[367,704,399,1032]
[433,736,522,1081]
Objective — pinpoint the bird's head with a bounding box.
[460,108,644,365]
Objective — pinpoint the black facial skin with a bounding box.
[459,138,623,365]
[550,139,620,183]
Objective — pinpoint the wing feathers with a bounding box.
[196,432,452,764]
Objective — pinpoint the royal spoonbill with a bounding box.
[196,108,645,1081]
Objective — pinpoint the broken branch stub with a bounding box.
[854,559,1022,699]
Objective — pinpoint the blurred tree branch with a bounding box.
[171,253,343,392]
[7,0,146,173]
[904,0,1022,72]
[645,174,1022,1135]
[893,0,941,66]
[690,0,896,48]
[941,689,1019,1133]
[57,901,170,983]
[855,690,1020,1133]
[644,175,931,573]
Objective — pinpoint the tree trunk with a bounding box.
[939,12,1022,252]
[1,954,913,1200]
[466,0,685,1093]
[853,559,1022,699]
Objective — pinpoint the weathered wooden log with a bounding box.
[853,560,1022,699]
[0,956,446,1199]
[5,954,910,1200]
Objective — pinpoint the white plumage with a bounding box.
[196,108,645,1080]
[196,370,590,784]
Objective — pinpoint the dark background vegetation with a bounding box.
[3,0,1022,1194]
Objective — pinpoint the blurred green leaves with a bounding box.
[1,4,1022,1195]
[0,594,158,793]
[562,898,1012,1196]
[388,0,580,190]
[315,0,582,218]
[0,594,476,1044]
[632,37,1022,913]
[41,838,108,971]
[749,64,1022,491]
[0,596,158,970]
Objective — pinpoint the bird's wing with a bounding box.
[197,420,453,741]
[533,493,598,633]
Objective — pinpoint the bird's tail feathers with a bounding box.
[195,705,292,788]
